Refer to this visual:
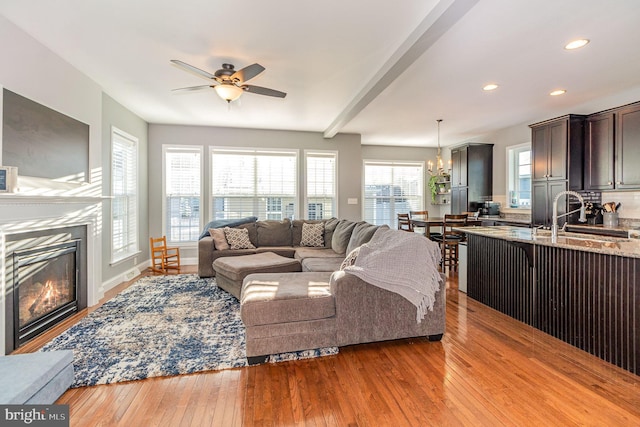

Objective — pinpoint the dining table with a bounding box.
[411,217,483,238]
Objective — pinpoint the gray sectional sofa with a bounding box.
[198,217,445,363]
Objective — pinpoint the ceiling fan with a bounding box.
[170,59,286,103]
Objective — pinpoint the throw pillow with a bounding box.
[340,246,361,270]
[223,227,256,250]
[209,228,230,250]
[300,222,324,247]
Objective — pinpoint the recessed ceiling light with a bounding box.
[483,83,499,91]
[550,89,567,96]
[565,39,590,50]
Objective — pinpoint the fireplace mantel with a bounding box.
[0,195,109,205]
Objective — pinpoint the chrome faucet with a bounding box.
[551,190,587,242]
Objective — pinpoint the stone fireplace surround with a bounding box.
[0,195,103,355]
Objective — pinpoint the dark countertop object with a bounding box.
[565,223,630,238]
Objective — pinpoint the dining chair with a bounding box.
[397,213,413,232]
[150,236,181,274]
[431,214,467,272]
[409,210,442,240]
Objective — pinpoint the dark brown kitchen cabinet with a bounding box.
[584,101,640,191]
[449,143,492,214]
[584,112,615,190]
[615,103,640,189]
[530,115,585,227]
[530,114,585,187]
[532,180,567,227]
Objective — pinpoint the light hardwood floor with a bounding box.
[15,267,640,426]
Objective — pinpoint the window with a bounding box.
[211,148,297,220]
[363,161,424,228]
[507,144,532,208]
[305,151,337,219]
[163,145,202,243]
[111,128,138,263]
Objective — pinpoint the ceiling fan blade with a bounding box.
[171,84,215,92]
[243,85,286,98]
[232,63,265,83]
[170,60,217,80]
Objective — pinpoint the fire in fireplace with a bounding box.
[13,239,81,347]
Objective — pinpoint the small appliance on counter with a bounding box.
[479,201,500,217]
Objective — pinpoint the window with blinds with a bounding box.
[211,148,298,220]
[163,146,202,242]
[305,150,337,219]
[363,161,424,228]
[111,128,138,263]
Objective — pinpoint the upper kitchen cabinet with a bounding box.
[530,114,586,189]
[584,101,640,190]
[585,112,615,190]
[615,102,640,189]
[450,143,493,214]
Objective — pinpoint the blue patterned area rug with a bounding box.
[41,274,338,388]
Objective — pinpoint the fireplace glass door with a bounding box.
[14,240,80,344]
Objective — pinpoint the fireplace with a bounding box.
[4,225,87,352]
[14,239,80,346]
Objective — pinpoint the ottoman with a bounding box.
[240,272,337,364]
[213,252,302,299]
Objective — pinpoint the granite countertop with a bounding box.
[455,226,640,259]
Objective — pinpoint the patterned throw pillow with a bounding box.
[209,228,230,250]
[300,222,324,247]
[340,246,361,270]
[223,227,256,250]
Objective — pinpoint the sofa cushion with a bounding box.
[292,219,324,246]
[294,247,344,261]
[256,219,292,247]
[301,257,345,272]
[213,252,302,282]
[346,222,380,254]
[237,222,258,246]
[224,227,256,250]
[256,247,297,258]
[331,220,357,254]
[340,246,361,270]
[241,272,335,326]
[300,222,324,247]
[199,216,258,239]
[210,228,230,250]
[323,218,339,248]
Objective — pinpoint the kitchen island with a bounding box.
[458,226,640,375]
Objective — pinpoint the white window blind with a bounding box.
[211,148,297,220]
[164,146,202,242]
[111,128,138,263]
[305,151,337,219]
[363,161,424,228]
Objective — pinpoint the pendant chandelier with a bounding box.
[428,119,450,177]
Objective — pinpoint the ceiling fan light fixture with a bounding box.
[214,84,244,102]
[564,39,590,50]
[550,89,566,96]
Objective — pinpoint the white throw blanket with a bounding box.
[344,228,443,322]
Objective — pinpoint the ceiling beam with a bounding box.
[323,0,479,139]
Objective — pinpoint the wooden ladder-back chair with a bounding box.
[409,210,442,240]
[150,236,181,274]
[397,213,413,232]
[431,214,467,272]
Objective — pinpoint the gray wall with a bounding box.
[148,124,362,259]
[101,93,149,281]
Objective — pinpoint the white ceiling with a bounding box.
[1,0,640,147]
